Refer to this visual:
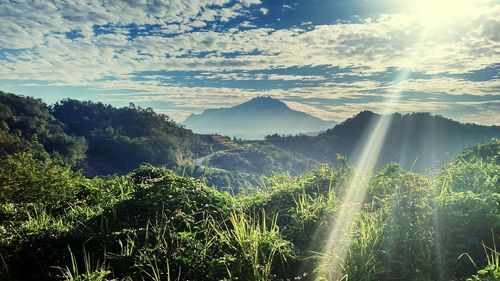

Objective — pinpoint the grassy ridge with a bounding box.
[0,140,498,280]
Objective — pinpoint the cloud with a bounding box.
[2,2,498,79]
[0,0,498,124]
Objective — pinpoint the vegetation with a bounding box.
[0,92,321,191]
[2,92,498,193]
[198,143,318,177]
[0,92,87,165]
[0,92,498,280]
[267,111,499,172]
[0,137,498,280]
[51,98,211,175]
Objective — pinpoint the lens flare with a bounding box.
[314,0,482,278]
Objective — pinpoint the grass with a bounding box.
[213,209,292,281]
[459,231,500,281]
[58,247,112,281]
[0,140,498,281]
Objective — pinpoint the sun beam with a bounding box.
[314,0,486,273]
[315,5,443,278]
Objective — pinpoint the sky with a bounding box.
[0,0,499,124]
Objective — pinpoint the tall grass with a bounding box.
[312,210,384,281]
[213,209,292,281]
[343,211,384,281]
[459,231,500,280]
[59,247,112,281]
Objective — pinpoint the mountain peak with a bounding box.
[236,96,289,111]
[183,97,335,139]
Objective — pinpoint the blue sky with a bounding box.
[0,0,499,124]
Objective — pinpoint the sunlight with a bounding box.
[317,91,404,280]
[316,11,432,279]
[313,1,491,275]
[407,0,478,27]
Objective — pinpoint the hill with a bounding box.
[266,111,500,172]
[0,92,87,164]
[0,139,498,280]
[183,96,335,139]
[0,91,213,176]
[1,91,499,189]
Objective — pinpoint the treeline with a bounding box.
[266,111,500,172]
[0,92,316,192]
[0,91,210,176]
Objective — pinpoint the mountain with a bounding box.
[266,111,500,172]
[183,96,335,139]
[1,91,499,189]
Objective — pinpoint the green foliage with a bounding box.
[267,111,499,172]
[436,139,499,194]
[343,211,384,281]
[204,142,319,176]
[0,151,85,208]
[0,92,87,165]
[213,210,293,281]
[368,165,435,280]
[0,138,498,281]
[177,164,257,194]
[461,233,500,281]
[51,99,210,175]
[58,247,113,281]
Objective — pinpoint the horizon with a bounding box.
[0,0,499,125]
[3,91,497,127]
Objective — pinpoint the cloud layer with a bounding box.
[0,0,499,124]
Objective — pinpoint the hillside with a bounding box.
[0,92,213,176]
[267,111,500,172]
[0,92,87,164]
[0,138,498,280]
[197,142,319,176]
[1,91,499,189]
[183,96,335,139]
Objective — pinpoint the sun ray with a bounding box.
[316,18,439,279]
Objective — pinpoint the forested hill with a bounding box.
[266,111,500,172]
[50,98,212,175]
[0,92,87,163]
[0,91,211,175]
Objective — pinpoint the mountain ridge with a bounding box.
[1,91,499,190]
[267,110,500,172]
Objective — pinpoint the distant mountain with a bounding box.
[266,111,500,172]
[183,96,335,139]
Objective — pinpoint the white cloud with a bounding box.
[0,0,499,124]
[2,2,498,80]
